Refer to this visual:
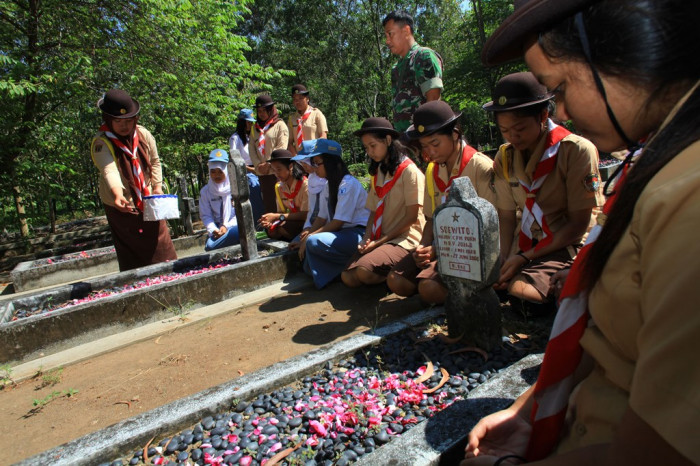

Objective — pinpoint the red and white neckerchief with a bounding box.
[255,119,276,156]
[282,177,306,213]
[371,158,414,240]
[100,123,149,211]
[518,119,571,252]
[296,107,313,149]
[433,142,476,193]
[526,152,637,461]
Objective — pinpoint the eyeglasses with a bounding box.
[311,161,324,167]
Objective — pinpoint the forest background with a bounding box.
[0,0,521,237]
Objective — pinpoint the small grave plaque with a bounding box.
[436,207,482,281]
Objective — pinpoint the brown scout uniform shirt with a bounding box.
[493,132,604,241]
[250,119,289,174]
[287,107,328,150]
[365,162,425,250]
[423,149,495,219]
[276,177,309,214]
[90,125,161,208]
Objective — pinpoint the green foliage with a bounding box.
[0,0,519,234]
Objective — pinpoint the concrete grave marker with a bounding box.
[228,150,258,260]
[434,177,501,349]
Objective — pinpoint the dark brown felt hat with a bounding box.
[483,72,553,112]
[254,94,275,108]
[481,0,603,67]
[270,149,294,161]
[97,89,140,119]
[291,84,309,96]
[405,101,461,140]
[353,117,400,138]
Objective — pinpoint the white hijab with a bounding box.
[207,161,231,197]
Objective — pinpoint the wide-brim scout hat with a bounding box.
[237,108,256,122]
[270,149,295,161]
[254,94,275,108]
[481,0,603,67]
[307,139,343,158]
[97,89,140,119]
[208,148,229,164]
[291,139,319,161]
[291,84,309,96]
[405,101,461,140]
[353,117,400,138]
[483,72,553,112]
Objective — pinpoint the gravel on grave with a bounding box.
[11,257,244,321]
[105,320,539,466]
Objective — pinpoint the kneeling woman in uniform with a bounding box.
[259,149,308,240]
[199,149,240,251]
[387,101,495,304]
[297,140,370,289]
[342,118,425,287]
[484,72,603,311]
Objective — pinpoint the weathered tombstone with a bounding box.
[228,149,258,260]
[433,177,501,349]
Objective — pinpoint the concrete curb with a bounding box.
[19,308,445,466]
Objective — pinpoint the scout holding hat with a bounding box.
[250,93,289,214]
[287,84,328,156]
[341,117,425,288]
[229,107,265,222]
[199,149,240,251]
[483,71,603,312]
[386,101,495,305]
[463,0,700,464]
[296,140,370,289]
[258,149,308,240]
[288,139,328,250]
[90,89,177,271]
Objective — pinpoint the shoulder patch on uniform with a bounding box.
[584,173,600,192]
[339,187,348,195]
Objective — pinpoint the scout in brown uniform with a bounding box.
[463,0,700,465]
[484,72,603,310]
[387,101,495,304]
[250,94,290,213]
[287,84,328,155]
[90,89,176,271]
[342,118,425,287]
[259,149,308,240]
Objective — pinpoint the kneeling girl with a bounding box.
[342,118,425,287]
[200,149,240,251]
[259,149,308,240]
[298,140,370,289]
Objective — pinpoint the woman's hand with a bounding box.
[113,194,133,213]
[549,268,570,299]
[358,237,378,255]
[495,254,528,290]
[289,230,309,250]
[257,162,271,175]
[413,244,434,268]
[259,213,280,229]
[212,225,227,240]
[151,184,164,195]
[298,235,309,261]
[462,408,532,465]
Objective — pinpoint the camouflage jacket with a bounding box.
[391,43,444,132]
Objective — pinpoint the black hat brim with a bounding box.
[97,97,141,119]
[405,112,461,140]
[482,94,553,112]
[481,0,602,67]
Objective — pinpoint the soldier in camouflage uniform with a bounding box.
[383,10,444,133]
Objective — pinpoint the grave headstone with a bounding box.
[434,177,501,349]
[228,150,258,260]
[177,176,195,236]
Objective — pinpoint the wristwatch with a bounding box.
[279,214,286,222]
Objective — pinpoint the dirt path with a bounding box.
[0,282,426,464]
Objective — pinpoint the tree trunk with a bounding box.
[12,185,29,237]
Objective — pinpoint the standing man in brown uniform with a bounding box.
[287,84,328,156]
[250,94,289,214]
